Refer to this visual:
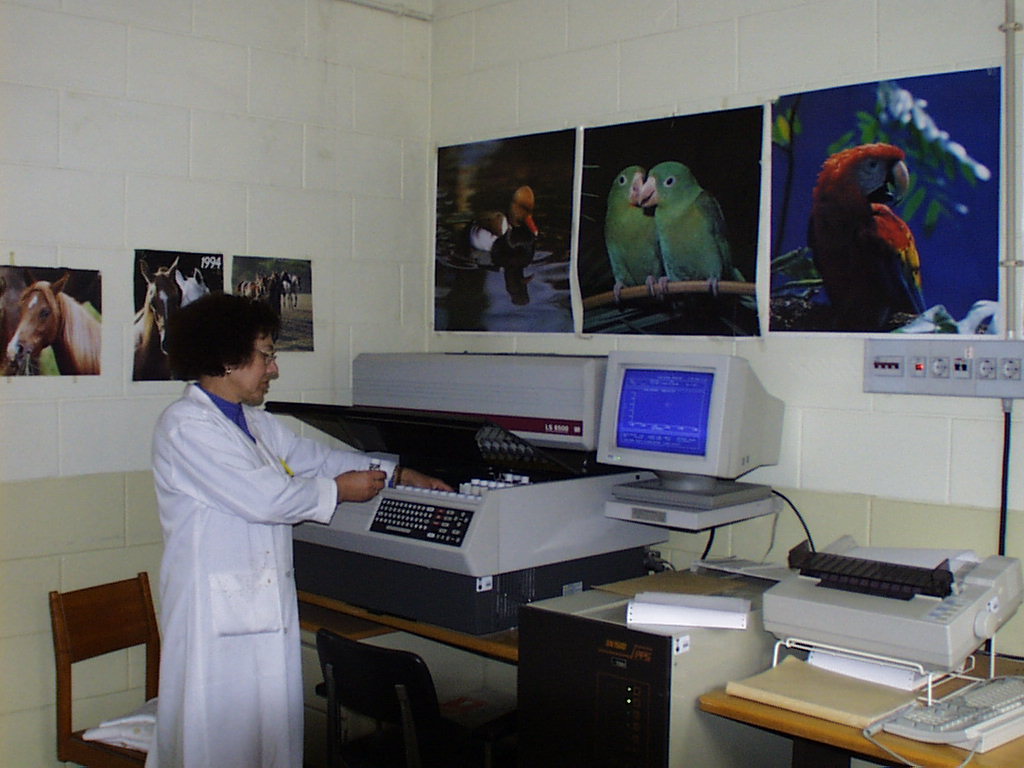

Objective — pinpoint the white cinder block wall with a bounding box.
[0,0,431,764]
[428,0,1024,633]
[2,0,1024,765]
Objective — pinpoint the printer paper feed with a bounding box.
[807,650,929,691]
[845,546,979,571]
[627,592,750,629]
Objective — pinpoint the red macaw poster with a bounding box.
[771,68,1000,334]
[577,108,764,336]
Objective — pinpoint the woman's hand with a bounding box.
[335,469,387,502]
[398,468,453,491]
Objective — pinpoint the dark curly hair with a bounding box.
[166,292,280,380]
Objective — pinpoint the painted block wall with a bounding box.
[428,0,1024,647]
[0,0,431,764]
[3,0,1024,765]
[428,8,1024,763]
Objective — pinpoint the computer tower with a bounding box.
[517,588,790,768]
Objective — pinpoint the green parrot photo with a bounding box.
[604,165,663,301]
[646,160,745,286]
[579,107,763,336]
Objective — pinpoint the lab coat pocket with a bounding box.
[209,569,283,636]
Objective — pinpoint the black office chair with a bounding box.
[315,628,516,768]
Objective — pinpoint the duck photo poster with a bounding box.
[577,108,763,336]
[434,129,576,333]
[133,250,223,381]
[770,68,1000,334]
[1,265,102,376]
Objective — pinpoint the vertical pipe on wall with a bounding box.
[1002,0,1021,337]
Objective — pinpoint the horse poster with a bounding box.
[231,255,312,351]
[133,249,224,381]
[1,265,102,376]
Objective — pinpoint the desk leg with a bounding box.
[791,737,850,768]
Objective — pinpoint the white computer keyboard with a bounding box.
[882,676,1024,753]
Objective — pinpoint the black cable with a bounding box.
[700,528,715,560]
[998,399,1013,557]
[772,489,815,552]
[982,400,1013,659]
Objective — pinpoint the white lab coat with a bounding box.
[146,385,393,768]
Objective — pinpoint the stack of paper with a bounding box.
[726,657,915,729]
[626,591,751,629]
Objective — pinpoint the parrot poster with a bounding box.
[771,69,999,334]
[808,143,925,331]
[579,108,763,336]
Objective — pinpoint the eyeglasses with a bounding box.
[256,349,278,365]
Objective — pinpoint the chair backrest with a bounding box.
[316,627,442,732]
[49,572,161,760]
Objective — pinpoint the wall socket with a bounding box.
[864,339,1024,398]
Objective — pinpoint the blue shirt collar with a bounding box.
[196,383,255,442]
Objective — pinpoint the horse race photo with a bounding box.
[1,266,102,376]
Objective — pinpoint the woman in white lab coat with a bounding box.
[147,293,448,768]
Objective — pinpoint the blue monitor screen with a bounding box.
[615,368,714,456]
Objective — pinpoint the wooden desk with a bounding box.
[298,590,519,664]
[699,657,1024,768]
[298,569,738,666]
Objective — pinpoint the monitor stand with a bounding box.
[605,472,776,531]
[610,471,772,510]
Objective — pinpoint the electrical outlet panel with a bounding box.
[864,339,1024,398]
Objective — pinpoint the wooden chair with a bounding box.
[315,628,516,768]
[49,572,160,768]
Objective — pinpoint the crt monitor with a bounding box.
[596,351,783,491]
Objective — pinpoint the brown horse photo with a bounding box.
[133,257,181,381]
[2,267,102,376]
